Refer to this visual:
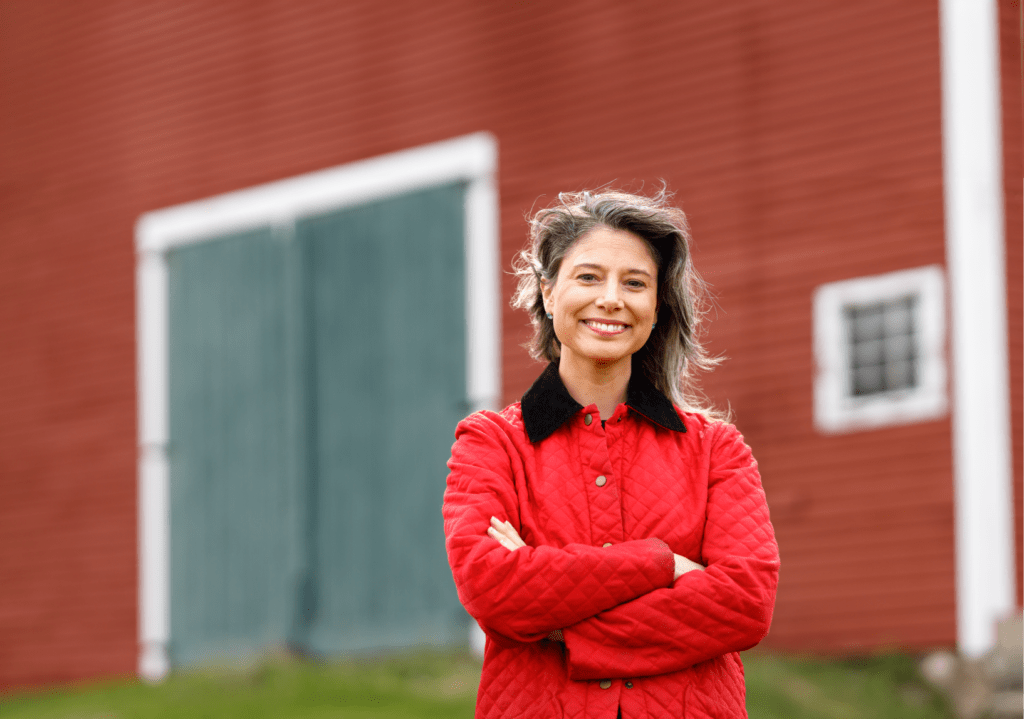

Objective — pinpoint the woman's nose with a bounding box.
[596,284,624,310]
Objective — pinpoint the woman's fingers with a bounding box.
[486,525,514,550]
[503,520,527,548]
[487,517,525,550]
[672,553,706,580]
[488,516,527,551]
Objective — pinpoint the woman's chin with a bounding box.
[581,351,634,367]
[560,338,641,369]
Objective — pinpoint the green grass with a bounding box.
[0,651,480,719]
[744,651,953,719]
[1,649,952,719]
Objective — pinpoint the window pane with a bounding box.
[885,359,916,391]
[884,334,914,361]
[845,294,919,397]
[853,365,884,395]
[850,306,885,342]
[854,338,884,366]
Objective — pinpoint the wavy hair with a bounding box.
[512,187,723,418]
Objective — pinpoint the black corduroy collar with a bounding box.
[520,361,687,443]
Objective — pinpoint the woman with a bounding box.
[443,189,779,719]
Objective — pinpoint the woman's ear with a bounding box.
[540,279,553,316]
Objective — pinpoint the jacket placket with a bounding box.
[577,407,627,716]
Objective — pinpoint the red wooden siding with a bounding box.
[0,2,141,687]
[998,0,1023,610]
[0,0,1018,689]
[706,4,942,651]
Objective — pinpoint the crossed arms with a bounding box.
[443,413,780,680]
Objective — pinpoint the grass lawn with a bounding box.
[743,651,953,719]
[1,649,953,719]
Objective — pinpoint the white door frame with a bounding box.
[135,133,500,679]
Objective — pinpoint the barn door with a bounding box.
[299,184,468,652]
[167,228,296,664]
[166,184,468,665]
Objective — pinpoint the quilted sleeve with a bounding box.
[443,412,676,644]
[560,423,779,679]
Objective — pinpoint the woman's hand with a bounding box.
[488,518,565,643]
[488,517,702,580]
[486,518,701,641]
[488,516,527,551]
[673,553,705,581]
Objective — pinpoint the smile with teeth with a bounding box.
[583,319,628,335]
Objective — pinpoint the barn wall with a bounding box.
[998,0,1023,610]
[0,0,1016,688]
[680,5,955,651]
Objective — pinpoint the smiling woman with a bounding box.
[541,226,660,416]
[443,188,780,719]
[514,189,720,418]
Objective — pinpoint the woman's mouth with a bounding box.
[583,319,628,335]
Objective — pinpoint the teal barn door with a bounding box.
[300,184,468,652]
[167,228,296,665]
[167,184,469,664]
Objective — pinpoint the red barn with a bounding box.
[0,0,1019,689]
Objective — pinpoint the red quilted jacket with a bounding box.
[444,363,779,718]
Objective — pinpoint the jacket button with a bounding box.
[595,475,607,487]
[599,680,612,689]
[584,413,593,425]
[602,542,612,548]
[625,681,633,689]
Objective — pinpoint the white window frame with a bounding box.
[134,132,500,680]
[813,265,946,434]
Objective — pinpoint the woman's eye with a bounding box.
[577,273,597,282]
[626,280,647,289]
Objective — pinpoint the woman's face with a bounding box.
[542,226,659,370]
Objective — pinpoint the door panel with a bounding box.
[168,228,295,665]
[301,184,468,652]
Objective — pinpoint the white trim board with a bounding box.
[135,132,500,680]
[939,0,1014,657]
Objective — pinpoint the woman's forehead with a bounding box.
[561,226,658,271]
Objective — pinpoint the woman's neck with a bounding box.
[558,353,631,420]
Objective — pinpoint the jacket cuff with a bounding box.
[628,536,676,588]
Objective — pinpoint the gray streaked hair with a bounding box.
[512,186,724,418]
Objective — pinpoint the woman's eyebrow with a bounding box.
[572,262,652,278]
